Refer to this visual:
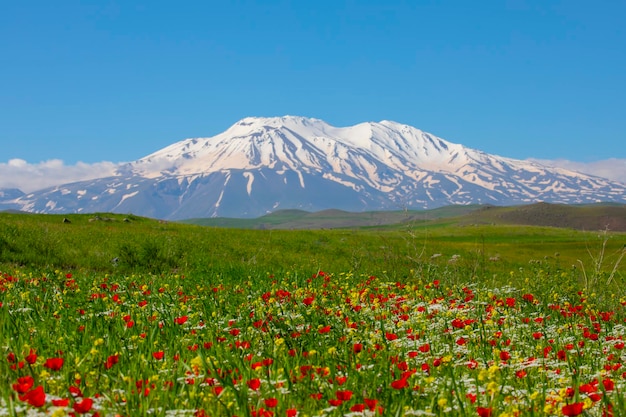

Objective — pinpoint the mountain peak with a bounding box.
[235,115,325,126]
[132,116,461,177]
[227,115,330,134]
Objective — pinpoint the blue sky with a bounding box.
[1,0,625,190]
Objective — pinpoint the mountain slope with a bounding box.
[4,116,626,219]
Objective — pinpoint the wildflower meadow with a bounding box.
[1,212,625,416]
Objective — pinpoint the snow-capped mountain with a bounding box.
[4,116,626,219]
[0,188,25,212]
[0,188,25,200]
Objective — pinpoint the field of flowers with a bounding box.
[1,266,625,417]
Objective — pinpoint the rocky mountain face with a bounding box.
[3,116,625,219]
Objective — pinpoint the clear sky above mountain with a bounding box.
[1,1,625,176]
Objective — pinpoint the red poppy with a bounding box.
[562,402,585,416]
[589,393,602,402]
[336,390,352,401]
[303,296,314,306]
[19,385,46,407]
[602,378,615,391]
[25,349,37,365]
[152,351,165,360]
[385,332,398,341]
[328,399,343,407]
[318,325,331,334]
[12,376,34,394]
[477,407,493,417]
[69,385,83,397]
[353,343,363,353]
[105,355,119,369]
[364,398,378,410]
[264,398,278,408]
[350,404,366,412]
[247,378,261,391]
[451,318,465,328]
[44,357,64,371]
[391,378,408,389]
[335,376,347,385]
[52,398,70,406]
[467,359,478,369]
[543,346,553,358]
[579,383,596,394]
[174,316,188,325]
[286,409,298,417]
[73,397,94,414]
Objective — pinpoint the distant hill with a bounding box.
[182,205,483,229]
[183,203,626,232]
[0,209,29,214]
[461,203,626,232]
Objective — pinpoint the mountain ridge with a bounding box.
[2,116,625,219]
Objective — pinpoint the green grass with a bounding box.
[2,211,626,416]
[1,211,624,308]
[2,258,625,416]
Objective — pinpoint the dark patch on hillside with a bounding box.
[462,203,626,232]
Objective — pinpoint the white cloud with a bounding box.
[0,159,120,193]
[529,158,626,184]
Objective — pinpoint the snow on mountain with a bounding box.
[0,188,25,200]
[0,188,26,212]
[7,116,626,219]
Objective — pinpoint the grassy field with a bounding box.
[0,211,624,287]
[1,210,626,416]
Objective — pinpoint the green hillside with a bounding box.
[181,203,626,231]
[1,208,624,307]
